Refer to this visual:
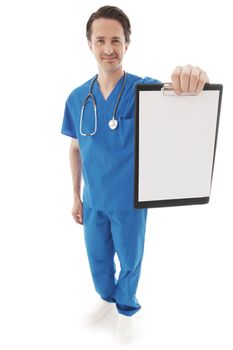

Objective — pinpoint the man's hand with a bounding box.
[171,64,209,95]
[72,198,83,225]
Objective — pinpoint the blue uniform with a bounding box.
[61,73,161,316]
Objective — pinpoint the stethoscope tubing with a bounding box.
[80,72,126,136]
[80,92,97,136]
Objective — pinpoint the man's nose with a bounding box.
[104,44,114,55]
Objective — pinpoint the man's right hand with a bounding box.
[72,199,83,225]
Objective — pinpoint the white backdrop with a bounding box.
[0,1,232,349]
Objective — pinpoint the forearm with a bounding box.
[69,145,82,201]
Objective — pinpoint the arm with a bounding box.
[70,138,83,225]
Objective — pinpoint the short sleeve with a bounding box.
[61,96,77,139]
[142,76,162,84]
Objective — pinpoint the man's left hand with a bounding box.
[171,64,209,95]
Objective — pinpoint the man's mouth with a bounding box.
[102,56,117,60]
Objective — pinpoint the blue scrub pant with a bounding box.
[83,203,148,317]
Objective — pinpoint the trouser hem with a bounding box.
[116,305,141,317]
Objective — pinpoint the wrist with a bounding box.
[73,194,81,201]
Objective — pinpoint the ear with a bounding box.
[88,41,92,51]
[125,42,129,53]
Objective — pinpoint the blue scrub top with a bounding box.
[61,73,161,211]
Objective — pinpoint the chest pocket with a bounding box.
[118,116,134,149]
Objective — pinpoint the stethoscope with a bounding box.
[80,71,127,136]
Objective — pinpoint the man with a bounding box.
[61,5,209,343]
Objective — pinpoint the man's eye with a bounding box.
[97,39,104,44]
[113,39,120,44]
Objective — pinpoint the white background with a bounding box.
[0,0,232,349]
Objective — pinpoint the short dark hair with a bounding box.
[86,5,131,43]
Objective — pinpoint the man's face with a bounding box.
[88,18,129,73]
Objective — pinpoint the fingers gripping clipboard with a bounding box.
[134,83,223,208]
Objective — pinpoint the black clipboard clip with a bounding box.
[162,83,198,96]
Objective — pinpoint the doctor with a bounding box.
[61,5,209,343]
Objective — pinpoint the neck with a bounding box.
[97,67,124,91]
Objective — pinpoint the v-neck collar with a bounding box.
[93,73,126,107]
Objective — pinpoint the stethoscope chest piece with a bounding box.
[108,118,118,130]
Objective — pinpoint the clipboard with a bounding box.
[134,83,223,208]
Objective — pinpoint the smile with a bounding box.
[102,56,117,60]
